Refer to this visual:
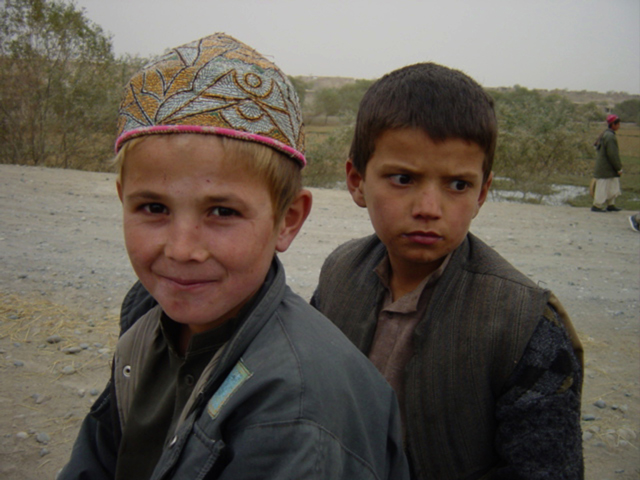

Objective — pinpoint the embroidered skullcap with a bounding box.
[116,33,306,166]
[606,114,619,125]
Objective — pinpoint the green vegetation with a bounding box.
[311,79,374,122]
[288,75,309,107]
[303,84,639,210]
[1,0,638,209]
[492,87,601,187]
[614,99,640,124]
[0,0,146,170]
[303,123,353,187]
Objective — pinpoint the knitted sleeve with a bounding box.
[492,305,584,479]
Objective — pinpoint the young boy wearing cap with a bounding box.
[58,34,409,480]
[310,63,584,479]
[592,114,623,212]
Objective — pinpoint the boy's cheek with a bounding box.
[122,227,154,261]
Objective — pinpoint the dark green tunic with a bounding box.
[594,128,622,178]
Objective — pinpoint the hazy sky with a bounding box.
[74,0,639,94]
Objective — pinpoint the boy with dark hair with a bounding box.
[311,62,584,479]
[58,33,409,480]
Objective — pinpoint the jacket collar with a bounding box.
[199,256,286,394]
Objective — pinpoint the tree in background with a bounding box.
[313,87,342,124]
[304,123,354,187]
[1,0,632,193]
[492,86,599,189]
[312,79,374,123]
[302,79,374,184]
[336,79,374,114]
[613,99,640,125]
[288,75,309,108]
[0,0,121,169]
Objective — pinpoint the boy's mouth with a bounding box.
[403,231,443,245]
[160,275,215,289]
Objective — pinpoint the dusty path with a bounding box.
[1,164,638,479]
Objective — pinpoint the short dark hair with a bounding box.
[349,63,497,181]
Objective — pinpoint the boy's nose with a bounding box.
[164,220,209,263]
[412,186,442,219]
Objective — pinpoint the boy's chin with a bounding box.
[159,300,243,333]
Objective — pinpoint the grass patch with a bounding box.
[491,177,556,196]
[306,125,342,135]
[564,153,640,209]
[303,124,351,188]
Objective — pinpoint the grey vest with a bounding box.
[312,233,549,479]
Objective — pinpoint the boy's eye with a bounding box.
[389,174,412,186]
[450,180,470,192]
[142,203,168,214]
[211,206,238,217]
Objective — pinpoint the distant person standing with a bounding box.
[592,114,623,212]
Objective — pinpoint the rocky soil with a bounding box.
[1,164,638,479]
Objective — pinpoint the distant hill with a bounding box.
[297,76,639,111]
[490,86,639,109]
[298,76,361,90]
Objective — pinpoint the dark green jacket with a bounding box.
[594,129,622,178]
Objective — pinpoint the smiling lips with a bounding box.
[404,231,443,245]
[160,274,215,289]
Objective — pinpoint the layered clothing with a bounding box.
[311,233,584,479]
[59,259,409,480]
[594,128,622,178]
[592,127,623,208]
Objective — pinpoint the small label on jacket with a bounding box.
[207,360,252,420]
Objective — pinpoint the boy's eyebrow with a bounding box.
[379,161,481,178]
[124,190,164,202]
[125,190,247,205]
[377,160,421,173]
[442,170,484,180]
[202,194,246,205]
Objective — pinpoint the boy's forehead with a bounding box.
[133,133,221,150]
[376,127,477,144]
[122,135,258,182]
[374,128,483,154]
[122,134,222,166]
[367,128,486,174]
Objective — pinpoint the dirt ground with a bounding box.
[1,163,638,479]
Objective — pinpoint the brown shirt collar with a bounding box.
[374,252,452,312]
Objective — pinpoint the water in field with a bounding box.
[489,184,589,206]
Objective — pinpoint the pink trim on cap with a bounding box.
[115,125,306,167]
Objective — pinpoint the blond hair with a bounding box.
[113,135,301,223]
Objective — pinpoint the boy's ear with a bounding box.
[116,180,123,203]
[474,172,493,218]
[275,189,313,253]
[346,159,367,208]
